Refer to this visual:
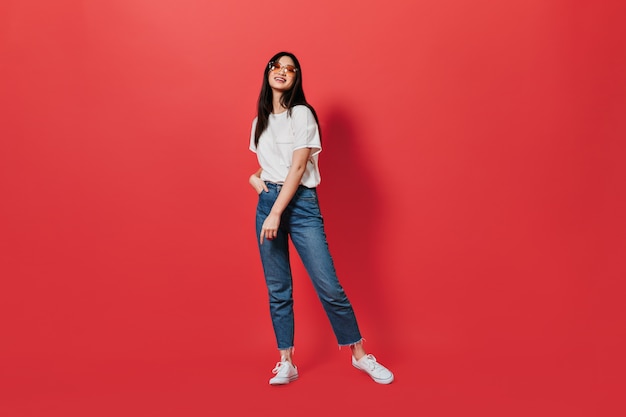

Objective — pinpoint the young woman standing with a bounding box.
[249,51,394,385]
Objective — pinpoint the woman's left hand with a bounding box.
[260,213,280,244]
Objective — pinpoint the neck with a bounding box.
[272,91,286,114]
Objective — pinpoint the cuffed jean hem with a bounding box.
[338,337,365,348]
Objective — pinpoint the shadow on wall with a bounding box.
[316,104,394,347]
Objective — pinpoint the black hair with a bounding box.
[254,51,321,146]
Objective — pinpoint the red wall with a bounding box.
[1,0,624,414]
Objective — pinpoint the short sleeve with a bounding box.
[249,117,258,153]
[291,106,321,156]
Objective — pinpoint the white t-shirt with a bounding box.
[249,105,322,188]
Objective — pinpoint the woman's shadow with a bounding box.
[313,104,394,354]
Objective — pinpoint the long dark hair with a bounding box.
[254,51,321,146]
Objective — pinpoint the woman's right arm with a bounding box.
[249,168,269,194]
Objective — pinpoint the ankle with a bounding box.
[350,341,367,360]
[279,348,293,363]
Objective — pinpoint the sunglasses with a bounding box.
[268,61,298,75]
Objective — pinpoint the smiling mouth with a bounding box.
[274,77,286,83]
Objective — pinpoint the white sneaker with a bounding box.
[352,354,394,384]
[269,361,298,385]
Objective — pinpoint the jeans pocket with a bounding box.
[296,187,317,202]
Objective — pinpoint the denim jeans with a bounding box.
[256,182,362,350]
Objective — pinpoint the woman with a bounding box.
[249,51,394,385]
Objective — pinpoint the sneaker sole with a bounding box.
[269,374,298,385]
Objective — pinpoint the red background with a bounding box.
[1,1,625,416]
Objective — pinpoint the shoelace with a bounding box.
[272,362,286,374]
[362,354,379,371]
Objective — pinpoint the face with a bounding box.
[267,56,297,93]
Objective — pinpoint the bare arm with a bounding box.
[259,147,312,244]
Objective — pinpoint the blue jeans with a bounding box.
[256,182,362,350]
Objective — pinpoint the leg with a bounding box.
[287,187,363,346]
[256,189,295,351]
[287,187,394,384]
